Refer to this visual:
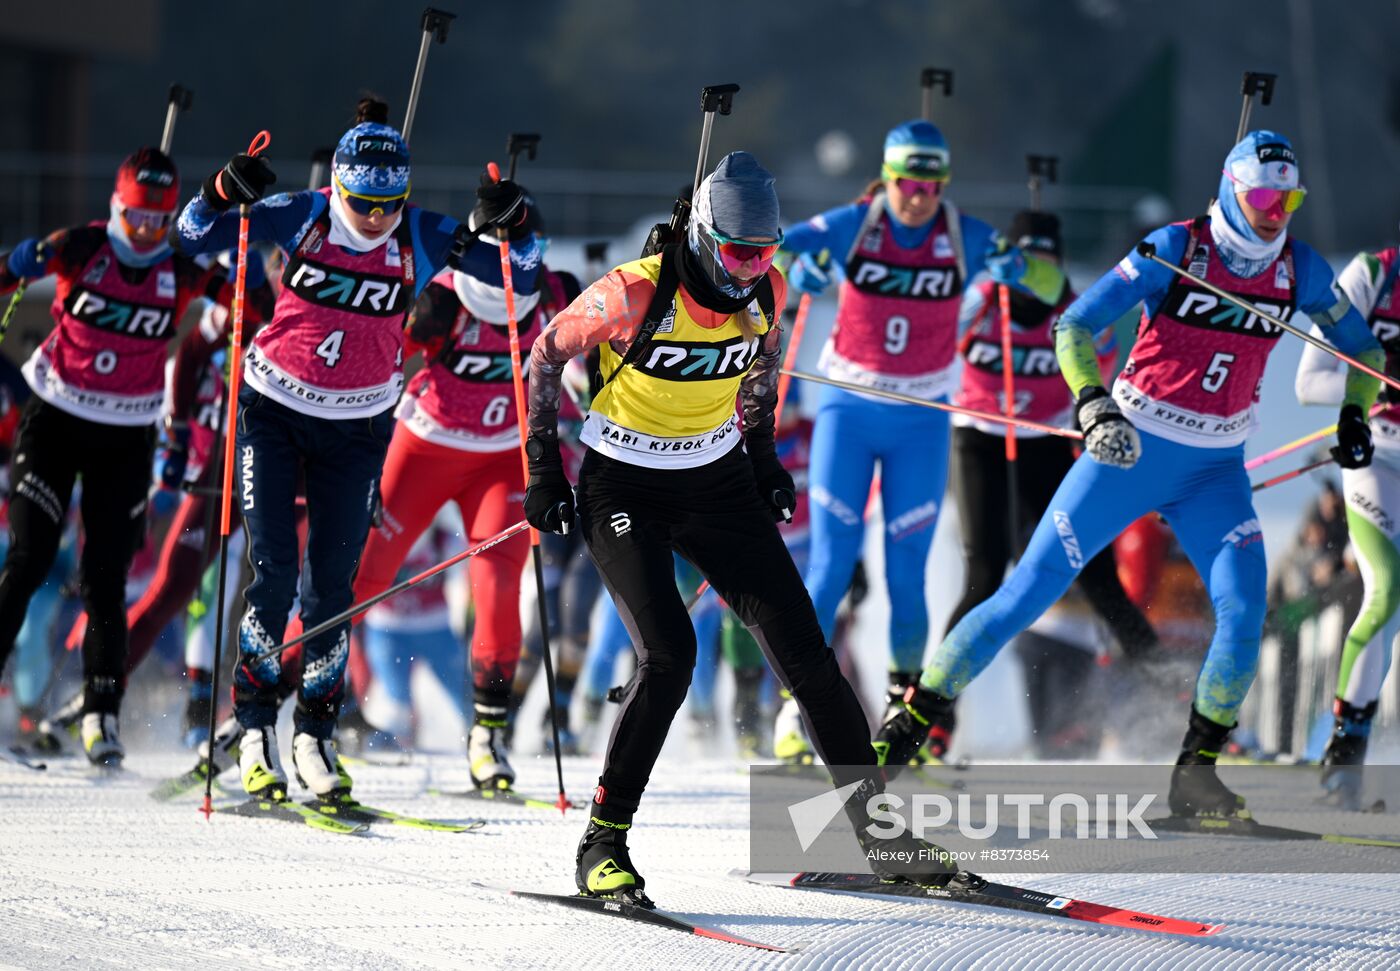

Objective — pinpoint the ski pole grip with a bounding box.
[1027,154,1059,182]
[1136,241,1158,261]
[168,84,194,112]
[421,6,455,42]
[700,83,740,115]
[921,67,954,96]
[1241,71,1277,105]
[486,161,501,183]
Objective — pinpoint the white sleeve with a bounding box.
[1294,324,1346,406]
[1295,253,1381,407]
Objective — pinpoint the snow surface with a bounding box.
[4,752,1400,971]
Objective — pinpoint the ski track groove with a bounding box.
[3,755,1399,969]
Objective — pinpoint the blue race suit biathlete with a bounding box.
[780,121,1064,698]
[877,131,1383,817]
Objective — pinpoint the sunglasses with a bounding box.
[883,167,948,198]
[121,207,174,232]
[707,227,783,274]
[1224,171,1306,214]
[337,181,409,217]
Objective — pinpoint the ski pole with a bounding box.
[1251,456,1334,493]
[920,67,954,121]
[784,368,1085,440]
[1244,403,1390,471]
[997,283,1020,549]
[1027,155,1058,213]
[1135,242,1400,397]
[485,159,570,813]
[401,7,455,143]
[0,281,28,344]
[201,129,271,821]
[507,133,540,180]
[307,147,333,190]
[584,241,610,283]
[253,520,530,664]
[1235,71,1278,144]
[643,84,739,257]
[159,84,194,156]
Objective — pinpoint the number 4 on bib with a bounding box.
[316,330,346,368]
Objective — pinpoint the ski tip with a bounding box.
[1202,923,1228,937]
[692,925,790,952]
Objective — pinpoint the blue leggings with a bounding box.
[923,430,1268,727]
[804,384,950,673]
[361,623,467,735]
[582,554,721,710]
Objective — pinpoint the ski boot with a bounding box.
[292,732,353,797]
[773,691,815,765]
[844,776,984,890]
[874,683,956,769]
[469,701,516,791]
[34,689,85,754]
[80,712,124,768]
[1319,700,1375,811]
[239,725,289,799]
[181,667,214,750]
[199,715,244,777]
[1168,706,1246,817]
[576,816,651,905]
[541,688,580,756]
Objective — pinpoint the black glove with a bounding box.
[157,421,190,490]
[470,174,528,237]
[202,154,277,211]
[1074,386,1141,469]
[523,434,575,534]
[1332,404,1374,470]
[750,453,796,523]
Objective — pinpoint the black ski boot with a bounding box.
[1320,700,1375,811]
[844,777,984,890]
[1168,706,1246,817]
[576,816,651,906]
[874,683,956,768]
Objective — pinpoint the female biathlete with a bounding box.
[37,267,274,752]
[347,190,565,791]
[173,99,536,800]
[939,209,1159,756]
[0,148,253,766]
[525,151,960,902]
[775,120,1066,755]
[878,131,1383,816]
[1296,237,1400,807]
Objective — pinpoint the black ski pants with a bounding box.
[577,445,875,822]
[0,397,153,713]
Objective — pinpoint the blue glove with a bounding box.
[984,236,1026,285]
[157,421,191,490]
[787,250,839,296]
[7,237,52,279]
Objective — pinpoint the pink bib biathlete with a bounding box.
[1114,216,1295,448]
[245,189,416,419]
[397,269,567,451]
[955,279,1075,436]
[822,193,966,400]
[24,224,187,425]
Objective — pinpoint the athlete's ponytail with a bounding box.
[354,97,391,125]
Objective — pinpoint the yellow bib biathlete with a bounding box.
[583,248,776,469]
